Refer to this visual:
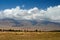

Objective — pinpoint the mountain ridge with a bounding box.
[0,18,60,31]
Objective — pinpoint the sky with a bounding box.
[0,0,60,23]
[0,0,60,10]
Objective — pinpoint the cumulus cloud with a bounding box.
[0,5,60,22]
[46,5,60,22]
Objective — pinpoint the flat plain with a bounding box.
[0,32,60,40]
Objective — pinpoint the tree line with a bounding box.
[0,29,60,32]
[0,29,41,32]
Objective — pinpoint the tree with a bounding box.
[35,29,38,32]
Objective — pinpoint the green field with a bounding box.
[0,32,60,40]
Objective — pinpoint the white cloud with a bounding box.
[21,5,25,8]
[46,5,60,22]
[0,5,60,22]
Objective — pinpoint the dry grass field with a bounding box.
[0,32,60,40]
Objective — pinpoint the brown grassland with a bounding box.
[0,32,60,40]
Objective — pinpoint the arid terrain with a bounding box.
[0,32,60,40]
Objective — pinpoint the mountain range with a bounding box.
[0,18,60,31]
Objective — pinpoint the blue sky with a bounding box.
[0,0,60,23]
[0,0,60,10]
